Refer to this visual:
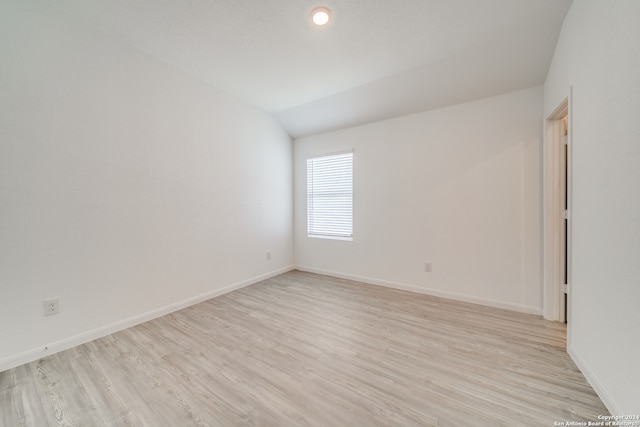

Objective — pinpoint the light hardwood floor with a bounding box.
[1,270,608,426]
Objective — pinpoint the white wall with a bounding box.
[0,1,293,370]
[544,0,640,414]
[295,87,543,314]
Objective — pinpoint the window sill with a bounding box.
[307,234,353,242]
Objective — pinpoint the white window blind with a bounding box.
[307,152,353,240]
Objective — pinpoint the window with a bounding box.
[307,151,353,240]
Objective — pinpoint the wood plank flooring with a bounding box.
[1,270,609,426]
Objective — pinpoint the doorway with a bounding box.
[543,97,571,325]
[560,115,569,323]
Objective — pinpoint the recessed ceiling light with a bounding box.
[311,7,331,27]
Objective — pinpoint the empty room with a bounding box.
[1,0,639,425]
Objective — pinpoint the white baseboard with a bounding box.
[0,266,295,373]
[568,345,622,415]
[6,265,622,414]
[1,264,542,372]
[295,266,542,316]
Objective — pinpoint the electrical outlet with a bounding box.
[44,298,59,316]
[266,252,272,261]
[424,262,432,273]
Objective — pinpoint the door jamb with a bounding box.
[543,94,572,325]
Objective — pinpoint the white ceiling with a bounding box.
[45,0,573,138]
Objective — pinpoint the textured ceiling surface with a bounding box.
[45,0,573,137]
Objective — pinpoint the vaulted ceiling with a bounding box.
[46,0,573,137]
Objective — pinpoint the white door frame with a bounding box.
[543,94,572,324]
